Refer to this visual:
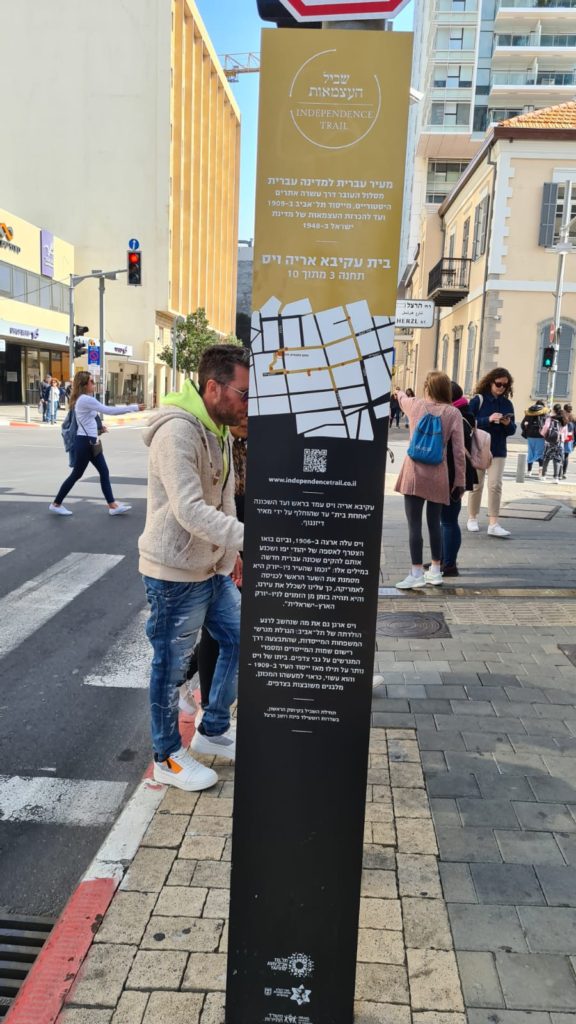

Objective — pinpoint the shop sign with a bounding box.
[0,222,21,255]
[0,317,68,347]
[104,342,133,357]
[40,230,55,278]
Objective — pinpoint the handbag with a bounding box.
[89,439,103,457]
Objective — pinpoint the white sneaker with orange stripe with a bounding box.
[153,745,218,791]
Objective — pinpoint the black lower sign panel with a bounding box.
[227,410,389,1024]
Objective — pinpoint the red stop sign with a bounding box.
[278,0,410,20]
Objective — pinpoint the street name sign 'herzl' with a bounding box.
[227,28,411,1024]
[278,0,411,20]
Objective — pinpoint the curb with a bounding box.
[6,713,198,1024]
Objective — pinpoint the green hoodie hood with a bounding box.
[161,379,229,471]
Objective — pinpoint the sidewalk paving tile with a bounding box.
[495,830,565,865]
[494,952,576,1010]
[69,943,137,1007]
[355,962,410,1004]
[447,904,528,952]
[126,950,188,991]
[357,926,405,964]
[407,949,464,1011]
[154,886,207,918]
[359,896,403,930]
[199,993,225,1024]
[182,952,228,991]
[179,836,226,861]
[397,854,442,898]
[455,951,504,1008]
[402,897,452,950]
[120,849,176,892]
[142,992,204,1024]
[60,1012,113,1024]
[470,863,545,905]
[354,1003,411,1024]
[534,865,576,906]
[517,907,576,952]
[436,827,502,863]
[438,862,477,903]
[141,813,190,848]
[111,992,149,1024]
[512,801,576,832]
[141,916,222,952]
[456,798,520,828]
[94,892,157,945]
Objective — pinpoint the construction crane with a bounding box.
[219,52,261,82]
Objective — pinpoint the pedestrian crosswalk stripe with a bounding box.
[0,548,14,557]
[0,552,124,660]
[0,775,127,826]
[84,610,150,689]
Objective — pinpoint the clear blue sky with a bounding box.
[195,1,414,241]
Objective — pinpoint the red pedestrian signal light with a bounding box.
[542,346,555,370]
[127,250,142,286]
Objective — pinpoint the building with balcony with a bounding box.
[401,0,576,277]
[398,101,576,415]
[0,0,240,406]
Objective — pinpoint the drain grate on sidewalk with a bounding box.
[0,914,54,1018]
[376,611,451,638]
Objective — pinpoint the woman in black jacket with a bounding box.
[467,367,516,538]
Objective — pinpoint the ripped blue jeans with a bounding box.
[143,575,241,760]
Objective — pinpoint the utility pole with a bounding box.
[548,179,575,406]
[99,275,106,402]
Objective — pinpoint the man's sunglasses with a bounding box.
[493,381,508,389]
[225,383,249,402]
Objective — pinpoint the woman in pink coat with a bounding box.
[393,371,466,590]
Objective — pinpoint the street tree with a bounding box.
[158,308,242,377]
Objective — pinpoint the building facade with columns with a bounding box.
[396,102,576,416]
[0,0,240,405]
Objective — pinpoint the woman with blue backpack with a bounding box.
[466,368,516,538]
[393,371,466,590]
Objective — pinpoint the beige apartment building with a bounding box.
[0,0,240,406]
[396,101,576,416]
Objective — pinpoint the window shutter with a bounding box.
[473,203,481,259]
[539,183,558,247]
[479,195,490,256]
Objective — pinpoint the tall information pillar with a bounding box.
[227,28,411,1024]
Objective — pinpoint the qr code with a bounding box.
[303,448,327,474]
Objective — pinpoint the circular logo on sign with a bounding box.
[288,47,381,151]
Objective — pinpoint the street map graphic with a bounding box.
[249,297,393,440]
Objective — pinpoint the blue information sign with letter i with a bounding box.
[128,238,140,251]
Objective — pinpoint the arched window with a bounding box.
[464,323,477,394]
[441,334,449,371]
[535,320,575,398]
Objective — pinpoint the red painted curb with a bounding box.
[6,877,117,1024]
[8,422,40,428]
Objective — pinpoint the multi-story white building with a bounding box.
[0,0,240,406]
[402,0,576,277]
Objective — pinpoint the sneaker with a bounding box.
[49,503,73,516]
[487,523,511,538]
[466,519,479,532]
[553,478,560,485]
[424,568,443,586]
[153,745,218,791]
[191,726,236,760]
[441,564,459,577]
[395,573,427,590]
[372,674,385,688]
[109,503,131,516]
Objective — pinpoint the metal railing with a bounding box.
[498,0,576,8]
[428,258,472,296]
[492,70,576,86]
[495,33,576,46]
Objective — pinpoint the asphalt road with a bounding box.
[0,422,153,916]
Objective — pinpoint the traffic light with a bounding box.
[127,250,142,286]
[74,325,89,358]
[542,346,555,369]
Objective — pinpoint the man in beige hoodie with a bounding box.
[139,345,249,791]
